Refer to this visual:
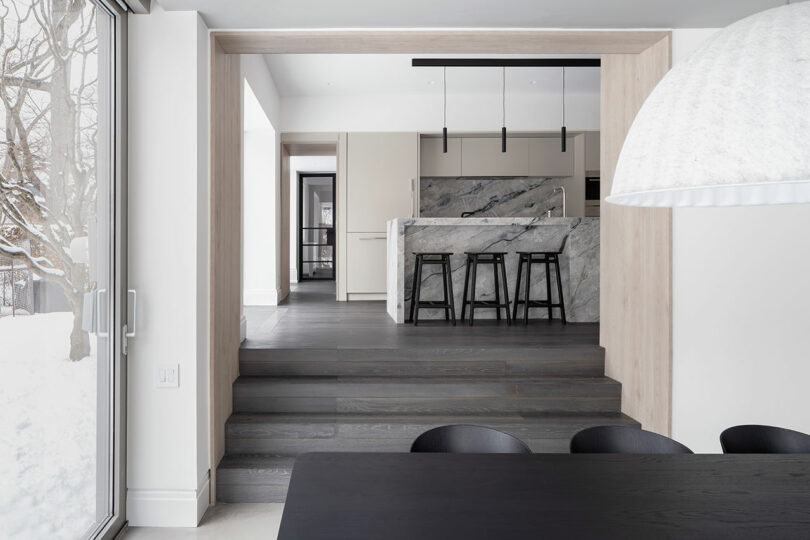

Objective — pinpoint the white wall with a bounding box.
[243,81,278,305]
[127,6,210,527]
[242,56,282,308]
[280,91,598,133]
[671,29,810,452]
[289,156,337,283]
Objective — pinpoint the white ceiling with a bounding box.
[264,54,601,98]
[157,0,785,29]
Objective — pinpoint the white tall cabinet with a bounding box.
[346,132,418,297]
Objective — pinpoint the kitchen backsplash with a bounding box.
[420,177,566,218]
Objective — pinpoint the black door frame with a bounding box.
[298,172,337,281]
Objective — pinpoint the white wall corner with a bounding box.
[290,267,298,284]
[244,288,282,306]
[239,314,247,342]
[126,476,210,528]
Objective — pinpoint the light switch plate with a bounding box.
[155,364,179,388]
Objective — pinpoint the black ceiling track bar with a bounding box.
[411,58,601,68]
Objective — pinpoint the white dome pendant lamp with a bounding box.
[607,1,810,207]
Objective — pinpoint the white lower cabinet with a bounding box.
[347,232,388,294]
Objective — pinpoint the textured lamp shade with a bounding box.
[607,2,810,207]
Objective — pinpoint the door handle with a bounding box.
[96,289,108,337]
[123,289,136,355]
[359,236,386,241]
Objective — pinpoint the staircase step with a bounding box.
[240,346,605,378]
[224,413,640,454]
[216,413,640,503]
[233,376,621,414]
[216,455,293,503]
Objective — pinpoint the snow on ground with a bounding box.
[0,313,97,539]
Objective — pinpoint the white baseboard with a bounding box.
[290,267,298,283]
[126,477,210,527]
[244,288,282,306]
[347,293,387,301]
[239,314,247,343]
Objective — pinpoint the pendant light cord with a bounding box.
[562,66,566,126]
[443,66,447,126]
[502,66,506,127]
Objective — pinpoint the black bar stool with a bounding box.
[408,253,456,326]
[460,252,511,326]
[512,238,567,325]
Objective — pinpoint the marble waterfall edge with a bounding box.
[387,217,600,323]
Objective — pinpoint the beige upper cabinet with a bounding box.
[585,131,601,172]
[347,132,418,233]
[528,137,575,177]
[420,137,462,177]
[461,137,529,177]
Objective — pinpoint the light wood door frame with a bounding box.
[209,29,672,501]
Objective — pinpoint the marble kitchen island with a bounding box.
[387,217,599,323]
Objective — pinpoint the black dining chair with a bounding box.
[410,424,532,454]
[720,425,810,454]
[570,426,694,454]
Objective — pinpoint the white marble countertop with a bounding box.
[391,216,598,227]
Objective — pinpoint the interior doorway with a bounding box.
[298,173,337,281]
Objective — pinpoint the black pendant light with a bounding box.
[561,66,567,153]
[442,66,448,153]
[501,67,507,153]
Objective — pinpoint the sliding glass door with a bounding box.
[0,1,127,538]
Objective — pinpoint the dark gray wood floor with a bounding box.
[243,280,600,350]
[219,281,637,503]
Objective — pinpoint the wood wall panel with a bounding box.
[600,36,673,435]
[213,30,671,55]
[210,39,242,501]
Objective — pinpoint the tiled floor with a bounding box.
[123,504,284,539]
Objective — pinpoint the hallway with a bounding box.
[221,282,637,502]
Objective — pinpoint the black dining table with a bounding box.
[277,452,810,540]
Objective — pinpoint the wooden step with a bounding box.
[233,376,621,415]
[240,346,605,378]
[224,413,640,454]
[216,454,293,503]
[216,413,640,503]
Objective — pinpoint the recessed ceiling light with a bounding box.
[326,82,333,86]
[427,80,436,85]
[530,80,538,85]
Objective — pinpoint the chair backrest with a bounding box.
[720,425,810,454]
[570,426,694,454]
[410,424,532,454]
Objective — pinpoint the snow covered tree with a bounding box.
[0,0,98,361]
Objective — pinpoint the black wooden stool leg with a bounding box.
[554,256,567,325]
[523,257,532,326]
[493,259,501,321]
[545,258,553,322]
[408,255,420,323]
[442,258,450,321]
[413,257,423,326]
[461,255,471,321]
[445,256,456,326]
[513,255,523,321]
[469,256,478,327]
[499,255,512,326]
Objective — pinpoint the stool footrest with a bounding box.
[416,301,453,308]
[463,300,511,308]
[514,299,564,308]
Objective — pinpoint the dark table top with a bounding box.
[278,452,810,540]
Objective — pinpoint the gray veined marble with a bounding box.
[387,217,599,323]
[420,177,567,218]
